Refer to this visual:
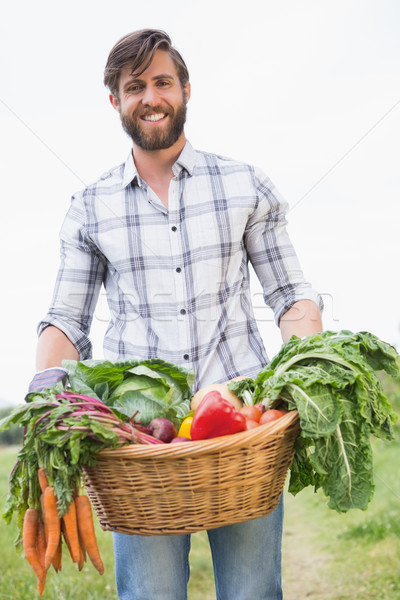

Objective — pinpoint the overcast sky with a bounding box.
[1,0,399,407]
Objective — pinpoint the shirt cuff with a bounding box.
[37,318,92,360]
[273,286,324,326]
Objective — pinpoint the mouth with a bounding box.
[140,112,168,123]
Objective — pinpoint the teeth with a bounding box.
[142,113,166,122]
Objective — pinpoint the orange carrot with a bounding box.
[61,517,76,563]
[36,518,47,569]
[40,495,48,545]
[77,542,86,571]
[42,486,61,570]
[75,495,104,575]
[38,467,49,494]
[62,509,86,570]
[23,508,45,583]
[52,537,62,573]
[37,578,46,597]
[61,499,81,563]
[36,518,48,595]
[74,487,87,569]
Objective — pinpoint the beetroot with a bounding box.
[148,417,177,443]
[170,436,192,444]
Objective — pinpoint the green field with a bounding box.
[1,375,399,599]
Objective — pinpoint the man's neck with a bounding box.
[132,134,187,185]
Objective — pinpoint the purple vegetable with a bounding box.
[170,436,192,444]
[148,417,177,443]
[132,429,164,444]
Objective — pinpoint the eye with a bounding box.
[127,84,143,94]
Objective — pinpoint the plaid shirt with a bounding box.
[39,141,322,389]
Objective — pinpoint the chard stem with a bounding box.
[69,411,118,422]
[133,429,164,444]
[62,400,112,413]
[57,425,90,432]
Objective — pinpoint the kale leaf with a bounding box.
[254,330,399,512]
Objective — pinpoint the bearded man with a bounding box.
[30,29,323,600]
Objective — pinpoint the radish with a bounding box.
[148,417,177,442]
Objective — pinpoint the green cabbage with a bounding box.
[64,358,194,427]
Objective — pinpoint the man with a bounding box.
[31,29,323,600]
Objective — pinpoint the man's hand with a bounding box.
[279,299,323,343]
[28,367,68,393]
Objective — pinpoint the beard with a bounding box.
[120,95,187,151]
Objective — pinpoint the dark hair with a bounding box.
[104,29,189,97]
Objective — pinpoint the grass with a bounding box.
[282,441,400,599]
[0,374,399,598]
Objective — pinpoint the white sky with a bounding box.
[1,0,399,407]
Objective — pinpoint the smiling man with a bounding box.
[112,53,189,152]
[31,29,323,600]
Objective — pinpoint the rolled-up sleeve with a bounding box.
[38,192,106,359]
[245,167,323,325]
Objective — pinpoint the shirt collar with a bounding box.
[173,140,196,177]
[122,151,140,188]
[121,140,196,189]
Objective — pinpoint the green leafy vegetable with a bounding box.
[64,358,194,426]
[226,378,256,406]
[252,330,399,512]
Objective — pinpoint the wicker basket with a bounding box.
[83,410,300,536]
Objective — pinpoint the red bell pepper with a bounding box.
[190,390,246,440]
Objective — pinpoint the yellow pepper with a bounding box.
[178,416,193,439]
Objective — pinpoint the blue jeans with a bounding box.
[112,496,283,600]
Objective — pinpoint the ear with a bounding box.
[184,82,191,103]
[109,93,120,112]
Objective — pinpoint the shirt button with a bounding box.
[171,226,177,232]
[183,354,189,360]
[180,308,186,315]
[176,267,182,273]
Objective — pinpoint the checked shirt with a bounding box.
[38,141,322,389]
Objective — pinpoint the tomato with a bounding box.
[239,405,263,422]
[244,418,260,430]
[259,409,288,425]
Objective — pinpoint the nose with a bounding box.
[141,84,159,107]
